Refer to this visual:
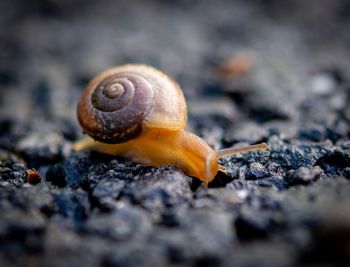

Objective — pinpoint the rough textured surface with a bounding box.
[1,0,350,266]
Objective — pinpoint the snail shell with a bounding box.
[77,64,187,143]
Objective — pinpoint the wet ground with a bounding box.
[1,0,350,266]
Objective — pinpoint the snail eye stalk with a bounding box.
[216,143,269,159]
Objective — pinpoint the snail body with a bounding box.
[75,64,268,185]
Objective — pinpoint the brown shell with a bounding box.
[77,64,187,143]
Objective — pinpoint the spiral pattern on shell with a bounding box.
[77,72,154,143]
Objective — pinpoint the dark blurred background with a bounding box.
[1,0,350,125]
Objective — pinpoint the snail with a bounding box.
[74,64,268,185]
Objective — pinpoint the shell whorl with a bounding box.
[77,72,154,143]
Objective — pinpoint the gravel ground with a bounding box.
[1,0,350,266]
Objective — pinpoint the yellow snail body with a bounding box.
[74,64,268,185]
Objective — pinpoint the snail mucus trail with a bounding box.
[74,64,269,185]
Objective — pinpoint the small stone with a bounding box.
[46,152,97,189]
[52,189,90,226]
[92,178,126,199]
[25,169,43,185]
[85,206,152,241]
[17,133,70,168]
[310,73,337,95]
[0,150,27,187]
[131,168,192,212]
[285,166,323,187]
[245,162,270,180]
